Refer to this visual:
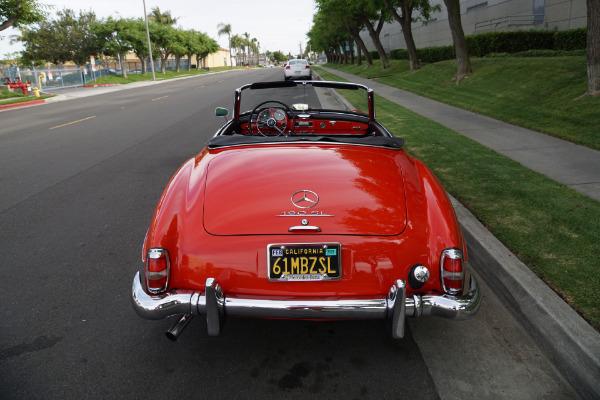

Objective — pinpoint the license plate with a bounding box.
[268,243,341,281]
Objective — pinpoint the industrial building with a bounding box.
[359,0,587,54]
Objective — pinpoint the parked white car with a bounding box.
[284,59,311,80]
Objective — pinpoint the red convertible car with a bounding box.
[131,80,481,340]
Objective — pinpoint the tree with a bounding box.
[383,0,439,71]
[148,7,178,26]
[20,8,101,65]
[193,32,218,70]
[93,17,133,78]
[217,22,233,66]
[171,28,187,72]
[584,0,599,96]
[242,32,250,65]
[231,33,243,66]
[123,18,154,75]
[149,21,176,74]
[313,0,373,67]
[272,50,286,64]
[443,0,471,82]
[0,0,47,32]
[354,0,392,69]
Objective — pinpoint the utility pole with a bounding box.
[142,0,156,81]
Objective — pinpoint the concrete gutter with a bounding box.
[450,195,600,400]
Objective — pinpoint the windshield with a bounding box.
[237,81,372,117]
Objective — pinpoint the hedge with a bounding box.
[554,28,587,50]
[390,28,587,63]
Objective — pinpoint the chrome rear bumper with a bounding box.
[131,272,481,339]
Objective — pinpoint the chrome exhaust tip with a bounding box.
[165,314,193,341]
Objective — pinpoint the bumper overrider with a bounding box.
[131,271,481,340]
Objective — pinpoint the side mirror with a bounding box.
[215,107,229,118]
[215,107,229,122]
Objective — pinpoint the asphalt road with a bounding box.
[0,68,577,399]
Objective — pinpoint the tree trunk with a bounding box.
[187,55,192,71]
[159,52,166,74]
[360,15,390,69]
[356,40,362,66]
[349,40,355,64]
[175,56,181,73]
[384,0,420,71]
[342,41,349,64]
[137,55,147,75]
[349,25,372,67]
[443,0,471,82]
[119,53,128,79]
[586,0,600,96]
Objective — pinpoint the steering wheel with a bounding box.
[248,100,296,136]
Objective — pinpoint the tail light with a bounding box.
[146,248,170,294]
[305,65,310,69]
[286,65,290,69]
[440,248,464,295]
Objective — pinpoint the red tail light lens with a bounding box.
[440,248,464,295]
[305,65,310,69]
[146,248,170,294]
[286,65,290,69]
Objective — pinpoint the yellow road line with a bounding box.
[151,95,169,101]
[50,116,96,130]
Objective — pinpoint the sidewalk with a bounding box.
[317,66,600,400]
[319,66,600,202]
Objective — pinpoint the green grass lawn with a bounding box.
[315,66,600,331]
[1,88,54,105]
[323,57,600,150]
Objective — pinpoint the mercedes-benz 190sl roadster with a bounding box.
[131,80,481,341]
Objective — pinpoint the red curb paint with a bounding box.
[0,99,46,111]
[81,84,121,88]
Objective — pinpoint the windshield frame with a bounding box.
[233,80,375,122]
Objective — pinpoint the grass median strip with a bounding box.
[315,66,600,330]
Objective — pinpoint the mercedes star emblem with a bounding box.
[291,190,319,209]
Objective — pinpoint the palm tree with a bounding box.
[217,22,233,66]
[148,7,178,26]
[230,34,243,66]
[250,38,257,65]
[243,32,250,65]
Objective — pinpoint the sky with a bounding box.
[0,0,318,59]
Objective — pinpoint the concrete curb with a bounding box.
[450,195,600,400]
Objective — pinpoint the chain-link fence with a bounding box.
[1,58,193,92]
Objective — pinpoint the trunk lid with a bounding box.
[203,146,407,236]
